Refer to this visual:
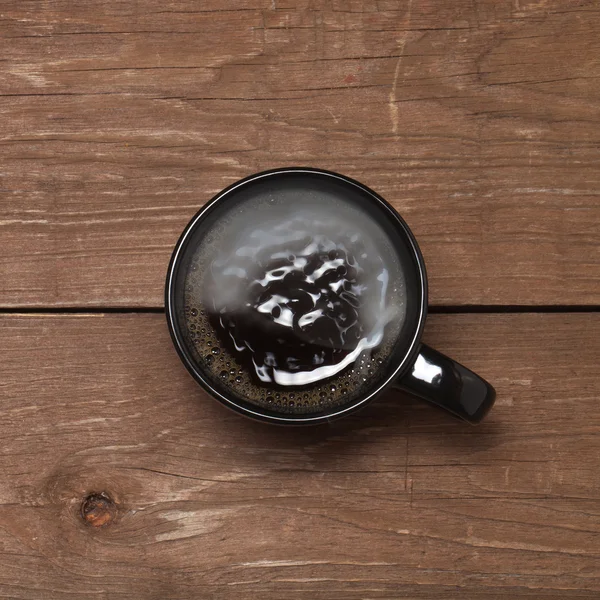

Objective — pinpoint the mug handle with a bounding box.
[395,344,496,424]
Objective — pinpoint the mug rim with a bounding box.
[165,167,428,424]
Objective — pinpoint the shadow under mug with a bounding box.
[166,168,496,425]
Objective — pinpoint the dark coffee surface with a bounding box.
[181,177,407,415]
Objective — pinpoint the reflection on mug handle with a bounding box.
[395,345,496,424]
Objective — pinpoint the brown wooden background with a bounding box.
[1,0,599,598]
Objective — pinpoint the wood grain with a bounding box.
[1,0,599,308]
[1,312,598,598]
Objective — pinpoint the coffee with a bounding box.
[181,179,407,415]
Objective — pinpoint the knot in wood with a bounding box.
[81,492,117,527]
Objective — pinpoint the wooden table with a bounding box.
[1,1,599,598]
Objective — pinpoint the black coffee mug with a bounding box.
[166,168,495,425]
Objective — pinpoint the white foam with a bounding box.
[203,195,407,395]
[298,309,323,329]
[256,266,295,287]
[223,266,247,278]
[273,307,294,328]
[272,329,383,386]
[305,258,344,283]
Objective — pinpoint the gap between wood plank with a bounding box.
[0,305,599,315]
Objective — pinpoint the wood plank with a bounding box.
[1,1,599,308]
[1,313,598,598]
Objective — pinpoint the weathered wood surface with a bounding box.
[2,1,599,598]
[1,313,599,598]
[1,0,600,308]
